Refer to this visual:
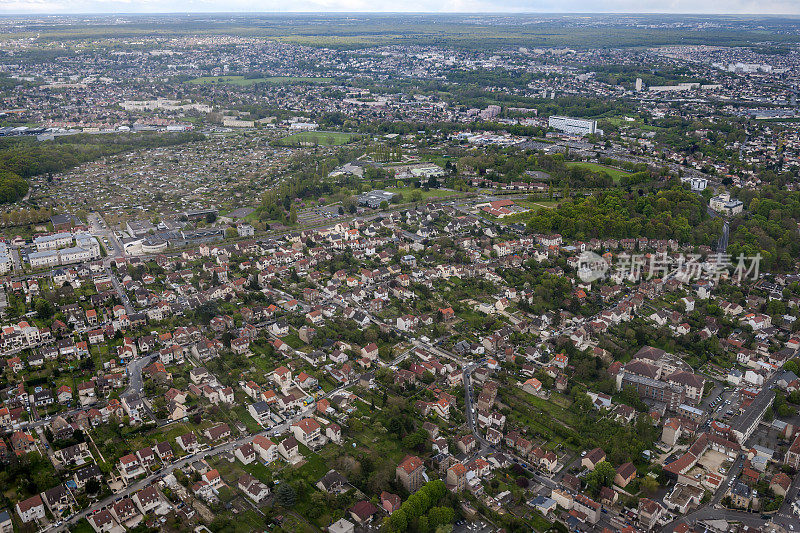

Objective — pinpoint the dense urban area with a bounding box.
[2,11,800,533]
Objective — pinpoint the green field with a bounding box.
[187,75,334,86]
[12,18,800,51]
[604,117,664,132]
[565,161,630,182]
[276,131,359,147]
[518,199,561,209]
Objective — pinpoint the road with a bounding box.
[717,219,730,253]
[663,371,795,532]
[54,370,354,532]
[663,506,789,532]
[9,246,21,274]
[121,356,150,400]
[106,266,134,315]
[53,422,289,533]
[88,212,124,258]
[463,359,490,452]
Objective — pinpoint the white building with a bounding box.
[548,116,597,136]
[709,192,744,215]
[28,231,101,268]
[34,232,73,251]
[681,176,707,191]
[28,250,60,268]
[237,224,255,237]
[289,122,318,131]
[649,83,700,93]
[0,242,10,274]
[16,495,45,523]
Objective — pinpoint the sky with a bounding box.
[1,0,799,14]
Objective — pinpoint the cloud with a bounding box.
[1,0,799,13]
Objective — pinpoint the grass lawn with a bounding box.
[604,117,664,132]
[277,512,319,533]
[217,508,269,532]
[517,199,561,210]
[282,333,304,350]
[565,161,630,182]
[502,388,583,450]
[233,405,262,434]
[345,420,407,464]
[511,389,581,428]
[530,510,553,532]
[293,451,331,481]
[211,452,280,485]
[276,131,358,147]
[244,460,278,484]
[385,187,460,202]
[187,75,334,86]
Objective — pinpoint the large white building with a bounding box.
[28,250,60,268]
[33,232,73,251]
[0,242,12,275]
[548,116,597,136]
[681,176,708,191]
[28,231,101,269]
[120,99,212,113]
[709,192,744,216]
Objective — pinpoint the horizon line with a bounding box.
[1,11,800,16]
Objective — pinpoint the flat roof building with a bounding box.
[548,116,597,136]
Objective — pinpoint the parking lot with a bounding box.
[296,204,344,225]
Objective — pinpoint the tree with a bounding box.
[402,428,429,451]
[586,461,616,493]
[784,360,800,375]
[34,298,54,319]
[640,476,659,496]
[85,478,101,495]
[427,506,455,528]
[388,508,408,532]
[275,483,296,507]
[220,331,234,348]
